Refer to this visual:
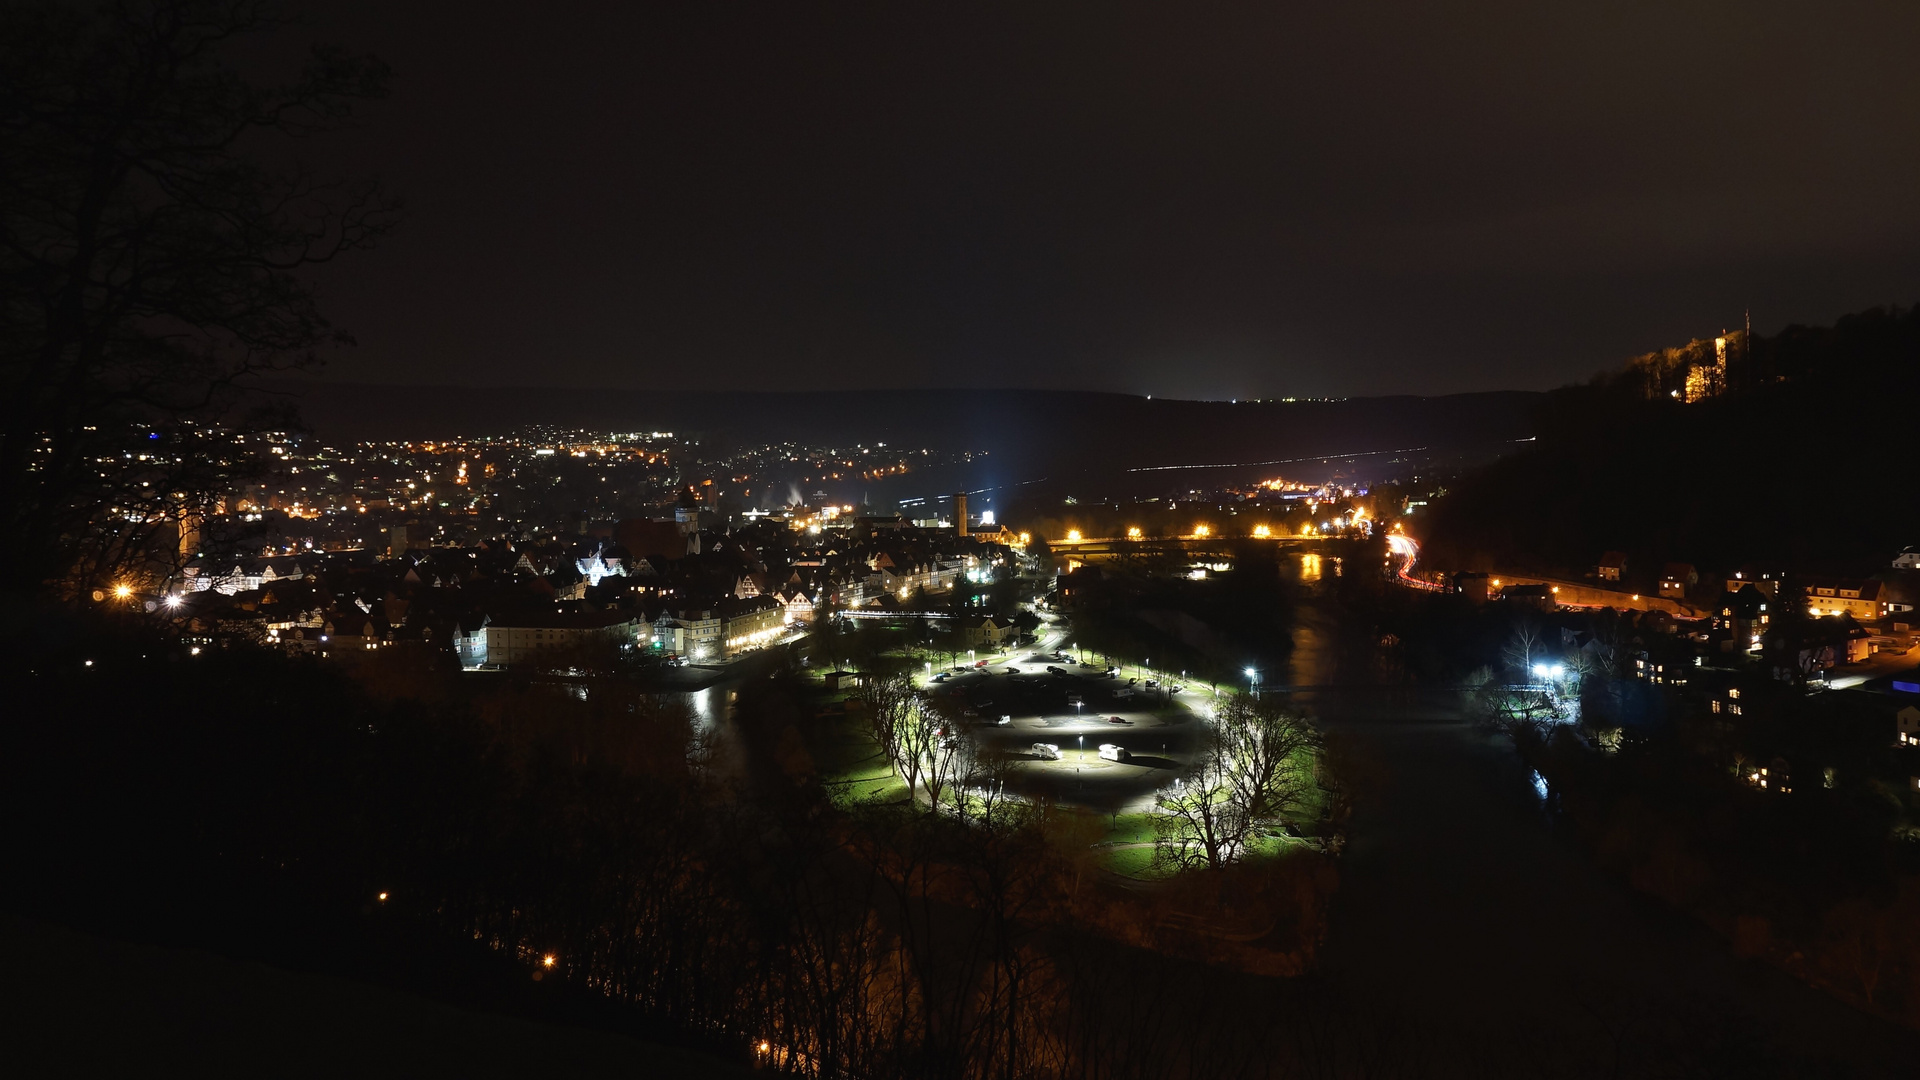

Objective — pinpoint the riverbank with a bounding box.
[1291,583,1920,1075]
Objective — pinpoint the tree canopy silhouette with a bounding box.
[0,0,395,600]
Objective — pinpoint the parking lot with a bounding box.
[924,650,1207,813]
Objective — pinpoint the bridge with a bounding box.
[1054,534,1337,560]
[833,609,962,621]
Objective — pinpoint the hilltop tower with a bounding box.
[953,492,969,538]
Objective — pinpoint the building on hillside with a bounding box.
[1804,579,1888,622]
[1896,705,1920,747]
[1659,563,1698,600]
[1453,571,1490,604]
[1895,547,1920,570]
[1721,584,1771,654]
[1682,334,1734,403]
[1596,552,1628,583]
[483,610,642,668]
[1726,567,1781,598]
[1503,583,1555,611]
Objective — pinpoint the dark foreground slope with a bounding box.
[2,912,741,1079]
[1421,305,1920,579]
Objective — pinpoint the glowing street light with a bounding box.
[1193,525,1210,538]
[112,584,132,599]
[1127,526,1142,539]
[1066,529,1083,542]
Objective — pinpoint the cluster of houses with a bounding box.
[1453,549,1920,680]
[169,498,1019,668]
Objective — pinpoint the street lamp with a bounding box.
[1245,666,1260,697]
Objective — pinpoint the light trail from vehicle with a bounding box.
[1387,531,1446,592]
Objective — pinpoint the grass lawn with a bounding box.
[1100,811,1159,846]
[1098,844,1175,880]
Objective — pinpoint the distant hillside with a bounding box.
[275,383,1541,500]
[1421,304,1920,581]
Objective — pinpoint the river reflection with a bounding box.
[1298,551,1322,583]
[684,685,734,732]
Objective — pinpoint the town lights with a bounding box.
[1253,525,1271,538]
[1127,526,1142,539]
[1066,529,1082,542]
[1193,525,1210,538]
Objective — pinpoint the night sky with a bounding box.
[296,1,1920,399]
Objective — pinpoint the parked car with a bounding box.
[1098,744,1131,763]
[997,714,1012,725]
[1106,715,1128,724]
[1031,742,1063,761]
[932,672,949,682]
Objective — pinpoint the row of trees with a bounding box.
[1156,693,1323,871]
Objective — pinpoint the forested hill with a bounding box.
[1420,304,1920,582]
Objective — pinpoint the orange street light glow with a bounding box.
[542,954,556,967]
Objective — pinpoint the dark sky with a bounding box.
[292,1,1920,399]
